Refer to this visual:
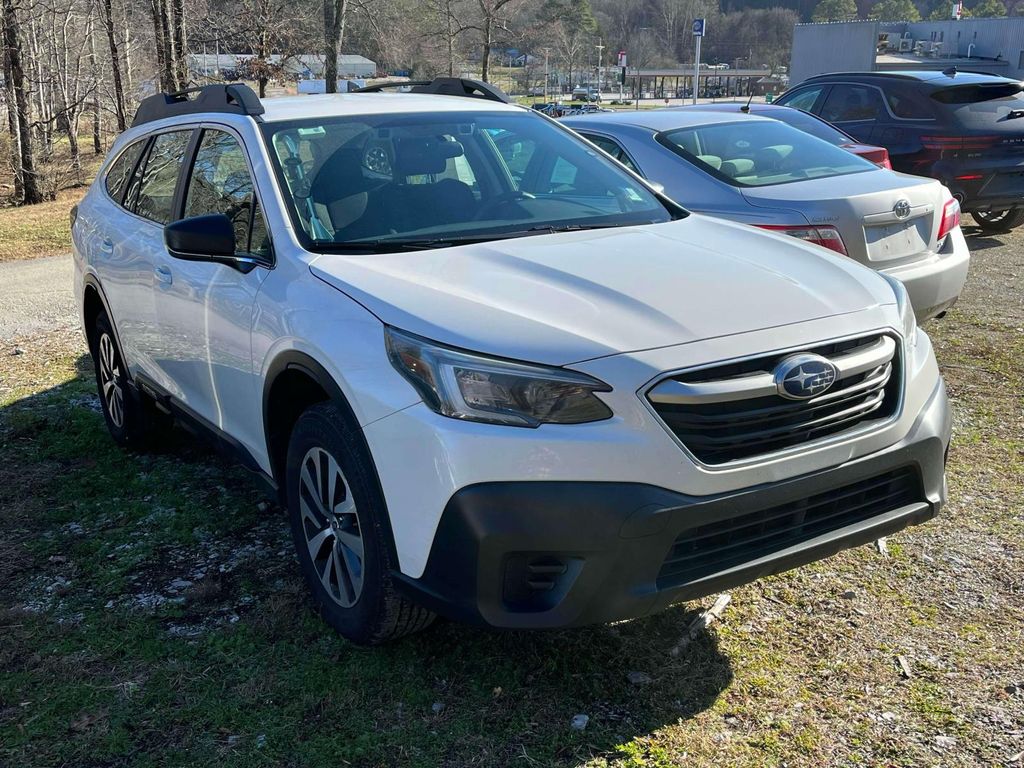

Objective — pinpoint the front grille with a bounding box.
[657,467,922,588]
[647,334,901,464]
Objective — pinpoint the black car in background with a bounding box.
[777,70,1024,233]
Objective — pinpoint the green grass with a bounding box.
[1,268,1022,765]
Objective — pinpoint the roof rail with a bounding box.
[132,83,265,127]
[353,77,511,104]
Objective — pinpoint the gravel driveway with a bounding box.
[0,254,75,340]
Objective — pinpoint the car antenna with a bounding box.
[742,65,774,113]
[942,65,958,77]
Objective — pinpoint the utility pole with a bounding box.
[543,47,549,101]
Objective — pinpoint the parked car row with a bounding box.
[74,77,953,645]
[774,69,1024,233]
[562,99,969,322]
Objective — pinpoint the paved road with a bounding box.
[0,254,75,340]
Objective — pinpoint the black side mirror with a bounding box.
[164,214,257,273]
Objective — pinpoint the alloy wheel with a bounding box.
[98,333,125,428]
[298,446,364,607]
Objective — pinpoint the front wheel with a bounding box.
[285,402,434,644]
[972,207,1024,233]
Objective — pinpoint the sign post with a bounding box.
[692,18,706,106]
[617,50,627,101]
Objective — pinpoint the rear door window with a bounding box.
[579,133,642,174]
[104,139,146,204]
[819,84,886,123]
[132,130,193,224]
[777,85,827,113]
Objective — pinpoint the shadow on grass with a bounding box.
[0,355,733,768]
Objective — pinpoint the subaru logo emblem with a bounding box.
[893,199,911,219]
[773,354,838,400]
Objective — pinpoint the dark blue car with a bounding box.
[777,69,1024,232]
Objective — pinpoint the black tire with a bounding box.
[89,310,172,448]
[972,207,1024,233]
[285,401,434,645]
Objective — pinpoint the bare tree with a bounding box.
[323,0,347,92]
[100,0,127,128]
[1,0,44,204]
[1,6,23,199]
[426,0,472,77]
[475,0,520,82]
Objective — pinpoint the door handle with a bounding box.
[155,265,173,285]
[100,238,114,254]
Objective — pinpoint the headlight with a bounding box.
[881,273,917,347]
[385,327,613,427]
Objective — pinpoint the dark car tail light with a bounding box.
[921,134,1000,152]
[756,224,848,256]
[937,197,961,242]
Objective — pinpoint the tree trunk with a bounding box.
[87,17,102,152]
[1,0,43,204]
[480,15,492,82]
[1,11,23,200]
[100,0,127,131]
[323,0,347,93]
[170,0,187,88]
[151,0,176,91]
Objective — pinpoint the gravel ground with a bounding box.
[0,254,75,340]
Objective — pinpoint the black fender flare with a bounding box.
[82,273,132,377]
[260,350,402,567]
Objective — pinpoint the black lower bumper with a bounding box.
[395,382,951,629]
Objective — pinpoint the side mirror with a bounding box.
[164,214,257,273]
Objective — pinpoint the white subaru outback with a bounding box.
[72,80,950,644]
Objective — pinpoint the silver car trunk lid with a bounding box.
[740,169,947,268]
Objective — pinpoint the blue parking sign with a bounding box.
[692,18,706,37]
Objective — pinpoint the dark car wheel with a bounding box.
[90,310,172,448]
[285,401,435,645]
[972,207,1024,233]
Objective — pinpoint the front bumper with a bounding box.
[395,379,950,629]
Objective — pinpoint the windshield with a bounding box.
[657,120,876,187]
[261,110,676,251]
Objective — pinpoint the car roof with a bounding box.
[560,108,776,131]
[257,92,522,123]
[801,69,1019,86]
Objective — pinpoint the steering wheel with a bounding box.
[474,190,535,220]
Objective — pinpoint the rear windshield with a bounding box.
[261,110,674,251]
[757,108,851,146]
[657,120,876,187]
[930,83,1024,130]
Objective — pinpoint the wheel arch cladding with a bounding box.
[263,350,404,570]
[263,351,364,494]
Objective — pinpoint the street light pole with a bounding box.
[595,40,604,94]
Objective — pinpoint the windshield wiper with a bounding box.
[521,222,648,235]
[312,234,510,253]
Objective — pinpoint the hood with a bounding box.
[309,216,895,366]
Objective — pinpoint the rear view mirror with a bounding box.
[164,214,256,273]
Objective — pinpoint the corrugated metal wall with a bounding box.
[790,22,880,84]
[791,18,1024,86]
